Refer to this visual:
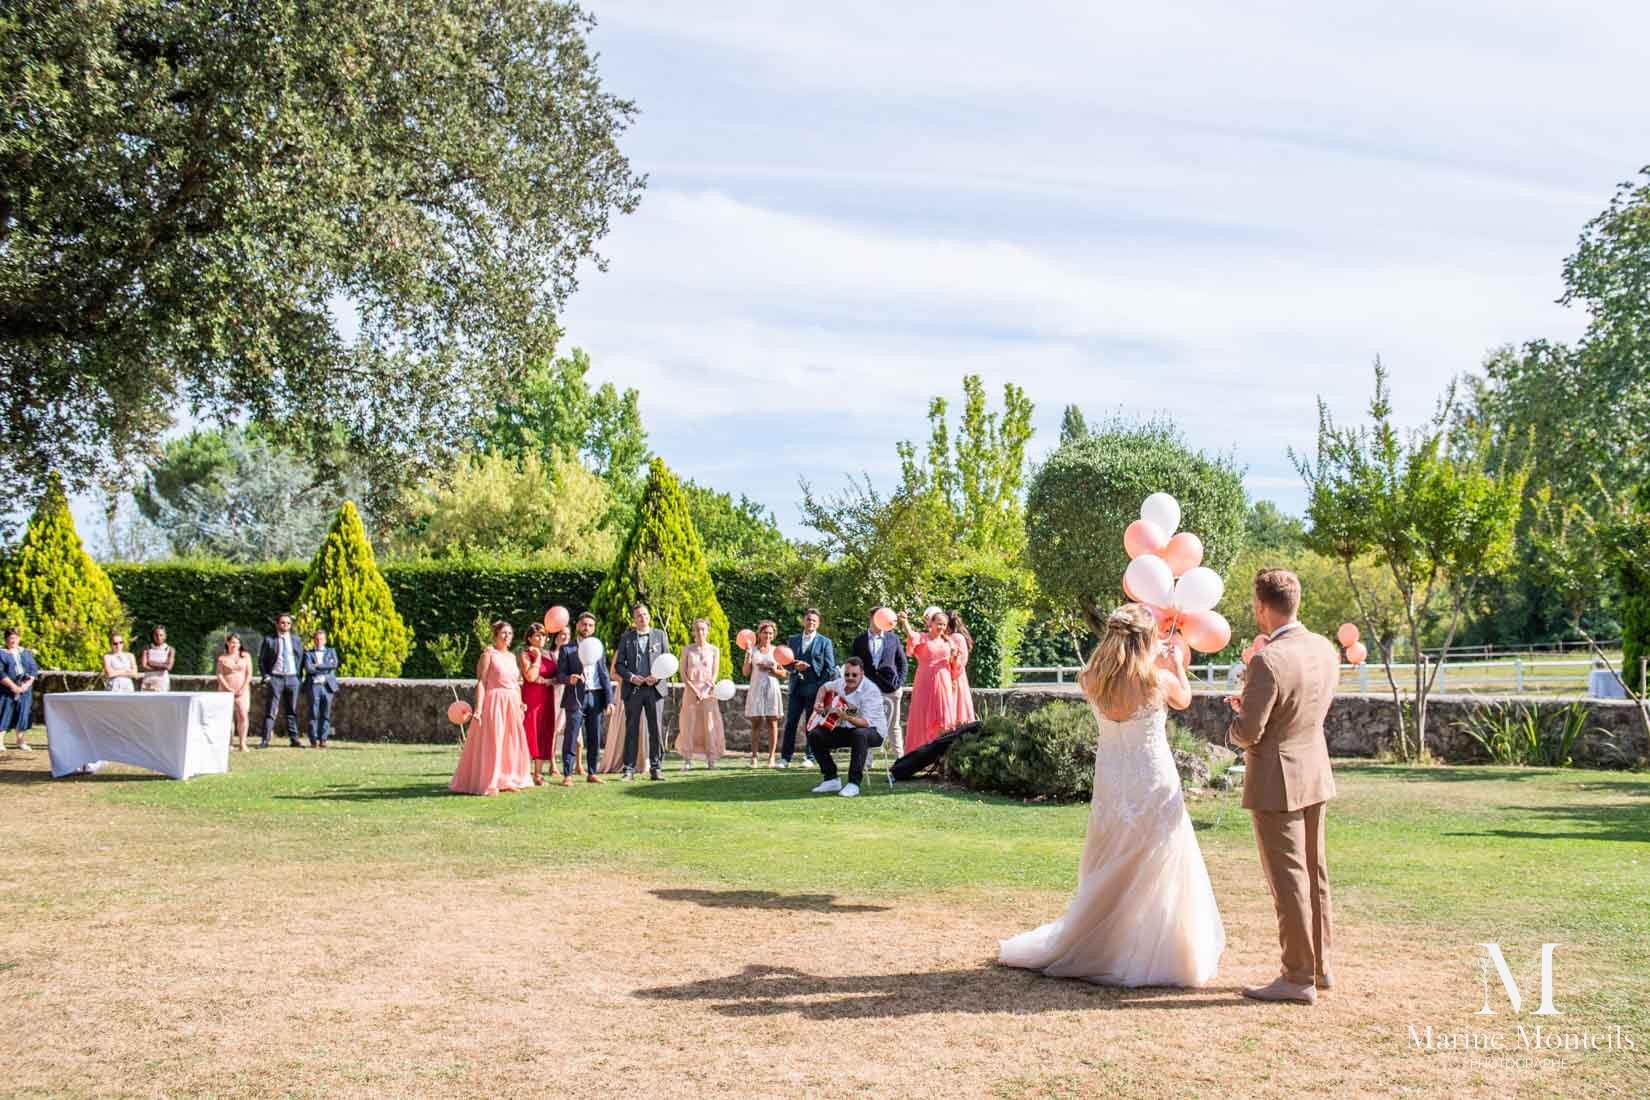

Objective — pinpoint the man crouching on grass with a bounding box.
[808,658,886,799]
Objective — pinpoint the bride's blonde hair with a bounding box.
[1079,603,1161,715]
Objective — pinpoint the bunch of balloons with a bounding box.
[1337,622,1368,665]
[1120,493,1232,655]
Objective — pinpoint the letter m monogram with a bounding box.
[1475,943,1562,1015]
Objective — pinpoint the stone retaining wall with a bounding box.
[27,673,1648,767]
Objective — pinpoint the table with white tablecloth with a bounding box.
[44,692,233,780]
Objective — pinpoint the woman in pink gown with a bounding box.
[675,617,725,769]
[451,620,533,796]
[519,624,560,786]
[948,611,977,724]
[900,607,958,754]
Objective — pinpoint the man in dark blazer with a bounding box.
[258,612,305,748]
[301,628,340,748]
[780,608,837,768]
[556,611,612,786]
[615,603,670,781]
[851,606,909,758]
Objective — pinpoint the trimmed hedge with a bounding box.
[105,558,1029,683]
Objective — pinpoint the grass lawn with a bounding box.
[2,745,1646,1098]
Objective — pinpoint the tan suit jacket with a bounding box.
[1228,626,1338,812]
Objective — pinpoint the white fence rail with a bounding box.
[1012,657,1631,697]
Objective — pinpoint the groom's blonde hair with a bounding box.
[1080,603,1161,716]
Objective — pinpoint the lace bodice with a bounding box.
[1089,701,1182,828]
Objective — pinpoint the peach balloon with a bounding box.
[872,607,897,632]
[1180,609,1232,654]
[1345,642,1369,665]
[1253,633,1270,654]
[543,605,570,633]
[1240,644,1256,664]
[1337,622,1360,647]
[1124,519,1169,560]
[1161,532,1204,577]
[773,645,796,667]
[736,629,756,652]
[446,700,473,726]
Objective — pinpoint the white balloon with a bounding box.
[1172,566,1225,613]
[713,678,737,702]
[1122,554,1175,607]
[577,637,604,668]
[651,652,679,680]
[1140,493,1181,536]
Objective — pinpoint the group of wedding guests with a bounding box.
[96,614,341,751]
[449,601,981,799]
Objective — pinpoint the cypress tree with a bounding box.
[592,458,732,673]
[0,473,128,669]
[1614,482,1650,695]
[296,501,412,677]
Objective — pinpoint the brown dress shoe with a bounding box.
[1242,977,1317,1005]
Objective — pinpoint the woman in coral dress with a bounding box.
[519,624,560,786]
[215,635,253,752]
[948,611,977,724]
[675,618,725,769]
[900,607,958,754]
[450,621,533,796]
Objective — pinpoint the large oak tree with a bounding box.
[0,0,644,487]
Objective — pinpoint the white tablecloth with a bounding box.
[44,692,233,780]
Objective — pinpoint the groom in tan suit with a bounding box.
[1227,569,1339,1005]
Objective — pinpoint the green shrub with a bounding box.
[1459,701,1597,767]
[0,474,129,669]
[296,502,413,676]
[948,701,1094,800]
[592,458,732,672]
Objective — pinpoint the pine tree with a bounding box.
[0,473,128,669]
[296,501,412,677]
[592,458,732,673]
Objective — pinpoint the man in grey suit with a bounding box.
[616,603,669,781]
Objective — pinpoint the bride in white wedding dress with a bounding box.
[999,603,1225,987]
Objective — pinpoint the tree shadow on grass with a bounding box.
[0,765,169,785]
[652,888,890,914]
[1443,802,1650,844]
[633,963,1251,1019]
[620,772,853,804]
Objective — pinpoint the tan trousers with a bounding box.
[1250,802,1332,985]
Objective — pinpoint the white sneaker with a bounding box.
[682,760,693,771]
[14,741,31,752]
[839,783,860,798]
[811,778,842,794]
[777,759,791,769]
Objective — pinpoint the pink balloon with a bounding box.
[1149,605,1180,632]
[1240,644,1256,664]
[1345,642,1369,665]
[1337,622,1360,648]
[872,607,897,632]
[773,645,796,667]
[1253,633,1270,654]
[736,629,756,652]
[1180,610,1232,654]
[1124,519,1169,560]
[1161,532,1204,577]
[543,605,570,633]
[446,700,473,726]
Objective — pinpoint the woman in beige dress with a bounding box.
[743,620,786,767]
[598,652,628,774]
[140,625,174,692]
[675,618,724,769]
[215,635,253,751]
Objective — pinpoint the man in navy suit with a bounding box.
[615,603,671,781]
[556,611,611,786]
[780,608,837,768]
[258,612,305,748]
[301,629,340,748]
[852,607,908,758]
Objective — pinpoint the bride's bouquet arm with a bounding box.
[1155,642,1193,711]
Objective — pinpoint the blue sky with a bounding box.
[551,0,1645,536]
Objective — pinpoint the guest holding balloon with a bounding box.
[450,620,532,796]
[520,623,557,785]
[852,607,908,757]
[556,612,611,786]
[947,611,977,725]
[675,618,724,769]
[899,607,957,754]
[742,621,786,767]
